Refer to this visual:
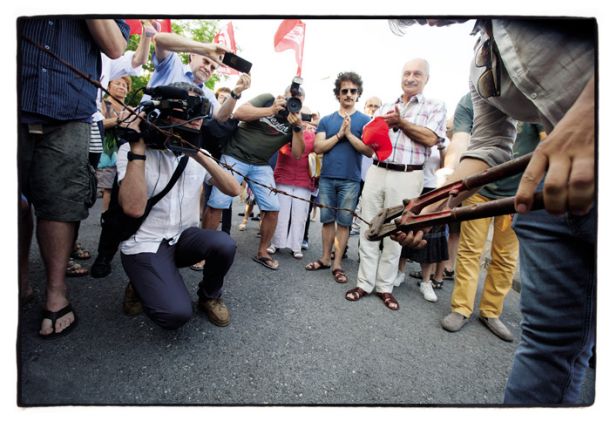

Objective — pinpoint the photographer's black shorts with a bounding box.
[19,122,93,222]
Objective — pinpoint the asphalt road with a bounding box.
[17,198,595,406]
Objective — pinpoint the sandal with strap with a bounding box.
[305,260,331,271]
[71,243,91,260]
[66,258,88,277]
[376,292,400,311]
[431,279,444,289]
[39,303,78,339]
[345,287,368,301]
[332,268,348,284]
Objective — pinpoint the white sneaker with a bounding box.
[266,245,277,254]
[419,280,438,302]
[393,271,406,287]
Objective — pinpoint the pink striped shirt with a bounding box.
[377,94,447,166]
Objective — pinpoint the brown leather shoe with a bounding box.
[123,282,143,316]
[198,298,230,327]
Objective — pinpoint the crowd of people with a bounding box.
[18,17,596,405]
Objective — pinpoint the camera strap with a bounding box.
[145,155,189,211]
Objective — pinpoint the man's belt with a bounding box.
[373,160,424,172]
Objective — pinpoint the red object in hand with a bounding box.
[362,117,393,161]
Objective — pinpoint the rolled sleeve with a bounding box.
[462,81,516,167]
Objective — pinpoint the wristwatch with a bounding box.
[127,151,146,161]
[230,90,241,100]
[292,125,302,133]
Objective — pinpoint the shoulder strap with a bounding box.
[146,155,190,210]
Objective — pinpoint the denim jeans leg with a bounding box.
[504,206,596,404]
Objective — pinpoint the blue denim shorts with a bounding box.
[318,177,361,226]
[207,155,280,211]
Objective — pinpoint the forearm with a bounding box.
[214,97,237,122]
[118,145,148,217]
[398,120,439,147]
[233,103,274,122]
[443,132,470,169]
[346,133,373,157]
[132,33,153,68]
[86,20,127,59]
[314,134,340,154]
[153,32,216,61]
[290,132,305,159]
[193,151,241,196]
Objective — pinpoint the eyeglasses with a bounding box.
[340,88,358,95]
[475,37,501,98]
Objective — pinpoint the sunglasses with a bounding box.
[475,37,501,99]
[340,88,359,95]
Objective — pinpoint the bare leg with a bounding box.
[320,222,335,265]
[445,231,460,272]
[332,225,350,271]
[102,189,112,212]
[257,211,278,258]
[37,219,76,335]
[203,206,223,230]
[421,263,435,282]
[19,200,33,301]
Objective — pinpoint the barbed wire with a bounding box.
[21,34,372,227]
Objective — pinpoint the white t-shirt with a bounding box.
[117,143,212,255]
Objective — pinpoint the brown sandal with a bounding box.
[305,260,331,271]
[332,268,348,284]
[345,287,368,301]
[376,292,399,310]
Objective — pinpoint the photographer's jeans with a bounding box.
[504,205,596,405]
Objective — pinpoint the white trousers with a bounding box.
[357,165,424,293]
[271,184,311,252]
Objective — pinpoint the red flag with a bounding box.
[214,21,239,76]
[273,19,306,77]
[125,19,172,36]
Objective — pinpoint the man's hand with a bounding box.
[287,112,303,127]
[515,77,595,216]
[344,114,352,136]
[337,115,349,138]
[120,111,147,154]
[271,96,287,115]
[233,73,251,96]
[381,105,403,129]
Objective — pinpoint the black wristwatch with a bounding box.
[127,151,146,161]
[292,125,302,133]
[230,90,241,100]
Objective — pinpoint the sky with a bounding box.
[216,19,475,118]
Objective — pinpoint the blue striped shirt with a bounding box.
[19,18,130,123]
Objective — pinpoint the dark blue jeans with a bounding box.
[505,204,596,404]
[121,227,236,330]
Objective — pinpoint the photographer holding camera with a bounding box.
[203,80,307,271]
[116,82,241,329]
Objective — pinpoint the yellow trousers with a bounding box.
[451,193,518,318]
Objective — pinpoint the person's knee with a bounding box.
[150,303,193,330]
[216,234,237,261]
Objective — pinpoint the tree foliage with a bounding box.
[123,19,221,106]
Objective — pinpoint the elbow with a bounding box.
[122,204,146,219]
[105,40,127,59]
[313,144,323,154]
[224,180,241,197]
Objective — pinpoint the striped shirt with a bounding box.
[376,94,447,166]
[19,18,130,123]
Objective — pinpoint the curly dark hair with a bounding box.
[333,71,363,100]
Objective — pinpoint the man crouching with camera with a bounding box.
[118,82,241,329]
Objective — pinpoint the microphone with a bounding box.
[144,85,189,99]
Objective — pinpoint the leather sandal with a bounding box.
[345,287,368,301]
[376,292,399,311]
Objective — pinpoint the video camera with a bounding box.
[278,76,304,121]
[117,85,212,153]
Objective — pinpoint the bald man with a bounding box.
[346,58,447,311]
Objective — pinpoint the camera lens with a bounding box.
[286,97,302,114]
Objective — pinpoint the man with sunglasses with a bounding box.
[391,19,595,404]
[345,59,446,311]
[305,72,373,286]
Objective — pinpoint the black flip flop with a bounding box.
[39,304,78,340]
